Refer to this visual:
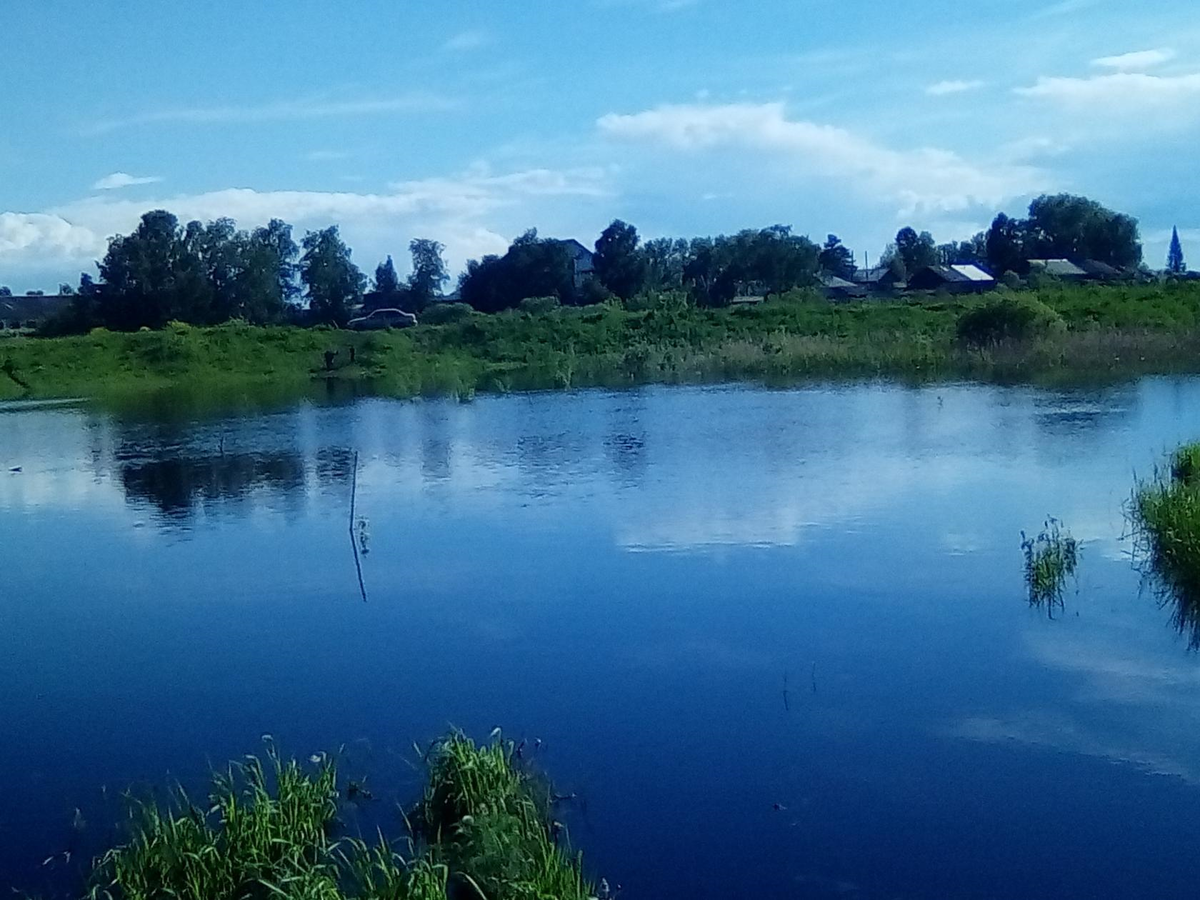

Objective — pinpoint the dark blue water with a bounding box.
[4,379,1200,899]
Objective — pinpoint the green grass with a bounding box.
[1021,518,1079,615]
[5,282,1200,404]
[78,734,591,900]
[1132,443,1200,648]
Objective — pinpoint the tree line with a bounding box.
[28,193,1157,333]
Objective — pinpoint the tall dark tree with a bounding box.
[408,239,448,311]
[1168,226,1187,274]
[642,237,689,290]
[300,226,366,326]
[96,210,209,329]
[1024,193,1141,268]
[374,256,401,295]
[818,234,856,279]
[682,237,738,307]
[593,219,647,300]
[736,226,819,298]
[459,230,574,313]
[237,218,299,323]
[985,213,1027,276]
[894,227,938,275]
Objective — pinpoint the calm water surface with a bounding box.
[4,379,1200,898]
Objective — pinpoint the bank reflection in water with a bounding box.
[118,451,307,521]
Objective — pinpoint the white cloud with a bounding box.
[85,93,456,135]
[1092,48,1176,70]
[597,101,1046,217]
[0,212,103,264]
[443,30,490,52]
[1016,71,1200,110]
[926,79,985,96]
[92,172,164,191]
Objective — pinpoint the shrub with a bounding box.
[421,302,474,325]
[517,295,561,315]
[956,294,1065,348]
[1000,271,1023,290]
[624,290,690,312]
[575,278,614,306]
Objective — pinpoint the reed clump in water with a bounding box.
[82,733,591,900]
[1132,443,1200,647]
[1021,518,1079,616]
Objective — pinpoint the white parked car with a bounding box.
[347,308,418,330]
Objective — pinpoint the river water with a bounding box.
[3,379,1200,898]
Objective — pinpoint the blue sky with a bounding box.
[1,0,1197,290]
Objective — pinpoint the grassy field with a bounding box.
[3,282,1200,403]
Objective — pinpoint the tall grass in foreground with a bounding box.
[81,734,591,900]
[1132,443,1200,648]
[1021,518,1078,616]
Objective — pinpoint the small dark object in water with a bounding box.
[10,466,21,473]
[552,792,578,805]
[346,780,373,802]
[772,803,787,812]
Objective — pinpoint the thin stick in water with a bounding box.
[349,450,367,602]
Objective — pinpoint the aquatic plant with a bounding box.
[418,734,592,900]
[79,733,593,900]
[1021,518,1079,615]
[1131,443,1200,648]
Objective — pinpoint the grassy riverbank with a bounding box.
[83,733,591,900]
[4,283,1200,402]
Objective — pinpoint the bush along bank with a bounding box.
[5,283,1200,403]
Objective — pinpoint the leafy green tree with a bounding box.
[738,226,819,298]
[408,239,449,311]
[374,256,401,295]
[937,234,987,266]
[593,219,647,300]
[237,219,299,322]
[895,227,938,275]
[818,234,856,279]
[0,287,11,297]
[986,213,1027,276]
[682,237,738,307]
[642,237,689,290]
[1168,226,1187,274]
[97,210,210,329]
[1025,194,1141,268]
[459,230,574,313]
[300,226,366,326]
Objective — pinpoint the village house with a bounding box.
[851,264,905,294]
[819,274,868,302]
[906,264,996,294]
[552,239,596,288]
